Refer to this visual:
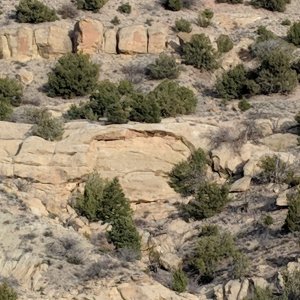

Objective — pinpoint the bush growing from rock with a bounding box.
[216,34,234,53]
[287,22,300,46]
[238,99,252,111]
[30,109,64,141]
[196,9,214,28]
[76,0,107,12]
[283,190,300,232]
[117,2,131,14]
[0,282,17,300]
[256,50,297,95]
[147,80,197,117]
[48,53,99,98]
[146,54,180,80]
[182,34,218,70]
[250,0,289,12]
[183,182,230,220]
[169,148,208,196]
[171,269,188,293]
[175,18,192,33]
[216,64,259,100]
[75,173,141,255]
[16,0,58,23]
[111,16,120,25]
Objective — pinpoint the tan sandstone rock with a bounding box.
[16,69,34,85]
[104,28,117,54]
[148,25,167,54]
[118,25,147,54]
[74,18,104,54]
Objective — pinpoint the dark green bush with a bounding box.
[255,26,277,43]
[175,18,192,33]
[48,53,99,98]
[171,269,188,293]
[146,54,180,80]
[165,0,182,11]
[256,50,297,95]
[190,228,238,282]
[0,101,13,121]
[238,99,252,111]
[30,109,64,141]
[216,34,234,53]
[148,80,197,117]
[169,148,208,197]
[0,282,17,300]
[117,2,131,14]
[111,16,120,26]
[250,0,289,12]
[0,78,23,106]
[243,287,274,300]
[76,0,107,12]
[216,64,259,100]
[196,9,214,28]
[106,101,129,124]
[182,34,218,70]
[65,103,98,121]
[75,173,141,255]
[284,190,300,232]
[263,215,274,226]
[183,182,230,220]
[287,22,300,46]
[16,0,58,23]
[127,93,161,123]
[281,270,300,299]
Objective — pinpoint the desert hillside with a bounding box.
[0,0,300,299]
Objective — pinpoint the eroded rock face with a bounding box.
[74,18,104,54]
[147,25,167,54]
[118,25,148,54]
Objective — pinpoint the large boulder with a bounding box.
[74,18,104,54]
[148,25,167,54]
[104,28,117,54]
[118,25,148,54]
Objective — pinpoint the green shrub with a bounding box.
[190,228,238,282]
[118,80,134,95]
[30,110,64,141]
[175,18,192,33]
[216,34,234,53]
[216,64,259,100]
[0,78,23,106]
[76,0,107,12]
[89,80,120,117]
[106,101,129,124]
[117,2,131,14]
[243,287,274,300]
[148,80,197,117]
[75,173,141,255]
[287,22,300,46]
[283,189,300,232]
[128,93,161,123]
[111,16,120,25]
[250,0,289,12]
[65,103,97,121]
[182,34,218,70]
[238,99,252,111]
[171,269,188,293]
[183,182,230,220]
[256,50,297,95]
[146,54,180,80]
[0,101,13,121]
[281,270,300,299]
[169,148,208,197]
[263,215,274,226]
[255,26,277,43]
[257,155,295,185]
[16,0,58,23]
[0,282,17,300]
[48,53,99,99]
[196,9,214,28]
[165,0,182,11]
[281,19,291,26]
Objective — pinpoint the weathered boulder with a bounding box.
[104,28,117,54]
[16,69,34,85]
[230,176,251,192]
[148,25,167,54]
[74,18,104,54]
[118,25,148,54]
